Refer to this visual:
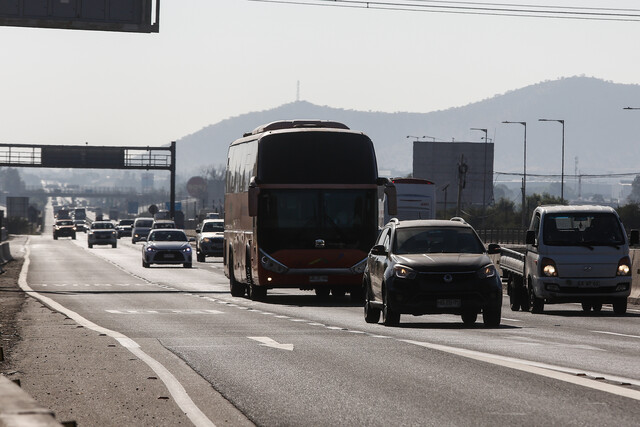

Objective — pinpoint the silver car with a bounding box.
[88,221,117,248]
[141,229,194,268]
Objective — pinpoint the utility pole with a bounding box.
[456,155,468,217]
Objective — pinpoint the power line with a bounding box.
[495,171,640,179]
[249,0,640,21]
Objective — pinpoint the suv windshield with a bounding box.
[543,213,625,246]
[394,227,484,254]
[92,222,114,229]
[135,219,153,228]
[202,222,224,232]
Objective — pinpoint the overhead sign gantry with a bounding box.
[0,0,159,33]
[0,141,177,218]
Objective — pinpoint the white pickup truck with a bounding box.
[500,205,638,314]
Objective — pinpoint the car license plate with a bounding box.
[309,275,328,283]
[577,280,600,288]
[437,299,461,308]
[165,253,175,259]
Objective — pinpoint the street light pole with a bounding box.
[502,121,527,227]
[539,119,565,203]
[471,128,488,228]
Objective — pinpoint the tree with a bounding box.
[628,175,640,203]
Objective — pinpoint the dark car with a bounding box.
[88,221,117,248]
[132,217,154,243]
[116,219,134,238]
[363,218,502,327]
[53,219,76,240]
[74,219,87,233]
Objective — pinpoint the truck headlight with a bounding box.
[617,256,631,276]
[541,257,558,277]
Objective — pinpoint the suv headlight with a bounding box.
[477,264,497,279]
[394,265,417,280]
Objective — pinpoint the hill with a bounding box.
[175,76,640,180]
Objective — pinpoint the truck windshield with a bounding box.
[543,213,625,246]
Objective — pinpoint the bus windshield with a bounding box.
[257,189,377,252]
[258,132,377,184]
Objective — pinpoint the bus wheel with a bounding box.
[331,288,346,299]
[350,285,364,303]
[315,287,330,300]
[249,284,267,301]
[229,254,245,297]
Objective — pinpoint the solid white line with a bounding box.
[402,339,640,399]
[19,239,216,427]
[592,330,640,340]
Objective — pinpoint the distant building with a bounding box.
[141,172,154,193]
[413,141,494,211]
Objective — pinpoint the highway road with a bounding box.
[13,222,640,426]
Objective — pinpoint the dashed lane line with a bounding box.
[19,238,216,427]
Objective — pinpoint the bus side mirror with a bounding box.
[380,178,397,216]
[248,177,260,217]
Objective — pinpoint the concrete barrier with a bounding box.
[0,375,62,426]
[1,242,12,263]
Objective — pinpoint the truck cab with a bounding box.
[524,205,636,314]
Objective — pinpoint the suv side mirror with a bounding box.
[630,229,639,246]
[370,244,388,256]
[487,243,501,254]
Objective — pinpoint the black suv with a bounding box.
[363,219,502,327]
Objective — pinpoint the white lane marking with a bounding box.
[248,336,294,351]
[501,317,521,322]
[403,339,640,400]
[592,330,640,340]
[106,309,224,315]
[19,239,216,427]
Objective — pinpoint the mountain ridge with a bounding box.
[175,76,640,180]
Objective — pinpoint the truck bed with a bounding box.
[499,246,526,277]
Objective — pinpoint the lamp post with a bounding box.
[471,128,489,228]
[538,119,565,203]
[502,121,527,227]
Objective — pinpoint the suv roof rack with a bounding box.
[449,217,467,224]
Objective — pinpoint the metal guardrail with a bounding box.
[477,229,527,245]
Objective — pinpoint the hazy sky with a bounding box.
[1,0,639,148]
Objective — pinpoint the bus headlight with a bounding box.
[259,249,289,274]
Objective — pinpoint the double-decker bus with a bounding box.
[224,120,396,301]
